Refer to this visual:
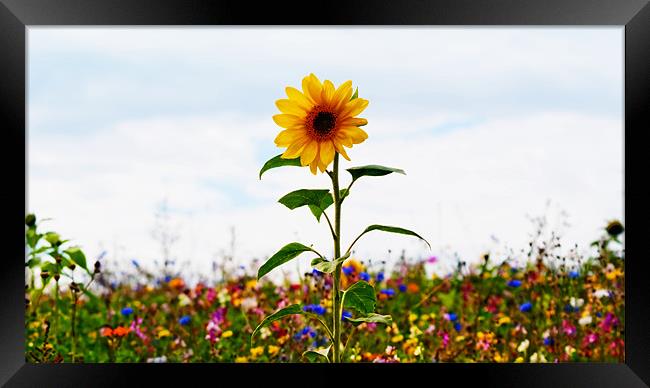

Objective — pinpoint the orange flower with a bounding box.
[113,326,130,337]
[407,283,420,293]
[169,278,185,289]
[99,327,113,337]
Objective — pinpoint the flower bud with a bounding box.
[25,214,36,227]
[606,220,624,237]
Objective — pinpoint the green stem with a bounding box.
[331,153,343,363]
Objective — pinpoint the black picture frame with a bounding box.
[1,0,648,386]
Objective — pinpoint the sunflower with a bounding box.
[273,73,369,174]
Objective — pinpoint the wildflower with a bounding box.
[517,339,530,353]
[407,283,420,293]
[376,272,385,282]
[342,266,355,276]
[507,279,522,288]
[222,330,233,338]
[342,310,352,321]
[453,322,462,332]
[543,337,554,346]
[408,313,418,323]
[146,356,167,363]
[250,346,265,358]
[570,297,584,308]
[497,316,511,326]
[240,297,258,312]
[164,275,172,283]
[583,332,599,346]
[178,293,192,307]
[113,326,130,337]
[578,315,593,326]
[568,270,580,279]
[427,256,438,264]
[303,304,326,316]
[130,317,148,341]
[593,289,611,299]
[391,334,404,343]
[131,259,140,268]
[446,312,458,322]
[530,352,547,363]
[519,302,533,312]
[121,307,134,316]
[398,284,407,292]
[235,356,248,363]
[514,356,524,363]
[99,327,113,337]
[157,329,171,339]
[360,272,371,282]
[600,313,619,333]
[562,320,577,336]
[380,288,395,296]
[179,316,191,326]
[268,345,280,356]
[169,278,185,289]
[272,74,369,174]
[606,220,624,237]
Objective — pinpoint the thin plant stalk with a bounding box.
[331,153,343,363]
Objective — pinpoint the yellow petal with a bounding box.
[321,80,335,107]
[276,99,307,117]
[274,128,306,147]
[319,140,335,166]
[309,159,318,175]
[340,98,369,118]
[300,141,319,166]
[340,127,368,144]
[335,131,353,147]
[339,117,368,127]
[302,74,323,105]
[273,114,302,129]
[286,87,314,111]
[282,137,310,159]
[331,80,353,111]
[333,140,351,161]
[318,161,327,173]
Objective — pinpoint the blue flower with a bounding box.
[342,266,354,276]
[121,307,134,316]
[311,341,318,348]
[398,284,407,292]
[312,269,322,277]
[179,315,191,326]
[454,322,462,332]
[520,302,533,312]
[544,337,554,346]
[376,272,385,282]
[380,288,395,296]
[164,275,172,283]
[360,272,370,282]
[313,305,326,316]
[447,312,458,322]
[342,310,352,321]
[309,330,316,338]
[302,305,312,313]
[131,259,140,268]
[301,326,312,336]
[507,279,522,288]
[568,271,579,279]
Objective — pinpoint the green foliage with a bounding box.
[257,243,319,280]
[310,252,350,274]
[251,304,303,343]
[278,189,333,222]
[342,281,376,315]
[346,165,405,183]
[346,313,393,326]
[352,224,431,249]
[259,154,302,179]
[302,345,331,362]
[64,247,90,274]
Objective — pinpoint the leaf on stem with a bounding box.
[258,243,318,280]
[259,154,302,179]
[251,304,304,344]
[64,247,90,273]
[310,252,350,274]
[352,224,431,250]
[302,345,331,362]
[279,189,333,222]
[342,280,376,315]
[346,313,393,326]
[346,165,405,183]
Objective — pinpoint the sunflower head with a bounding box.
[273,74,369,174]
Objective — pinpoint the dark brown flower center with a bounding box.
[312,111,336,136]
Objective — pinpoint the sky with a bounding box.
[27,27,624,280]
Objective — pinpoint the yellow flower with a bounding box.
[455,336,466,342]
[222,330,233,338]
[157,329,171,339]
[273,74,369,174]
[245,279,257,290]
[250,346,265,358]
[235,356,248,363]
[409,313,418,323]
[497,317,511,326]
[391,334,404,343]
[515,356,524,363]
[267,345,280,356]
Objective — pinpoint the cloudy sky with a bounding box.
[27,27,623,278]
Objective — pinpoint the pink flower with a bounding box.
[427,256,438,264]
[562,319,576,336]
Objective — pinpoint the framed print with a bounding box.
[1,0,649,386]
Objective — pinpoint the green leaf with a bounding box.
[64,247,89,272]
[25,258,41,268]
[343,281,376,315]
[310,252,350,274]
[258,243,317,280]
[339,188,350,202]
[347,313,393,326]
[251,304,303,344]
[354,224,431,249]
[302,345,331,362]
[44,232,60,246]
[259,154,302,179]
[279,189,333,222]
[350,87,358,101]
[346,165,405,183]
[26,228,40,249]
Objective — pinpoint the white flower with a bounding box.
[146,356,167,363]
[240,297,258,312]
[565,345,576,356]
[178,293,192,307]
[578,315,593,326]
[517,339,530,353]
[593,289,610,299]
[570,297,584,308]
[530,352,547,363]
